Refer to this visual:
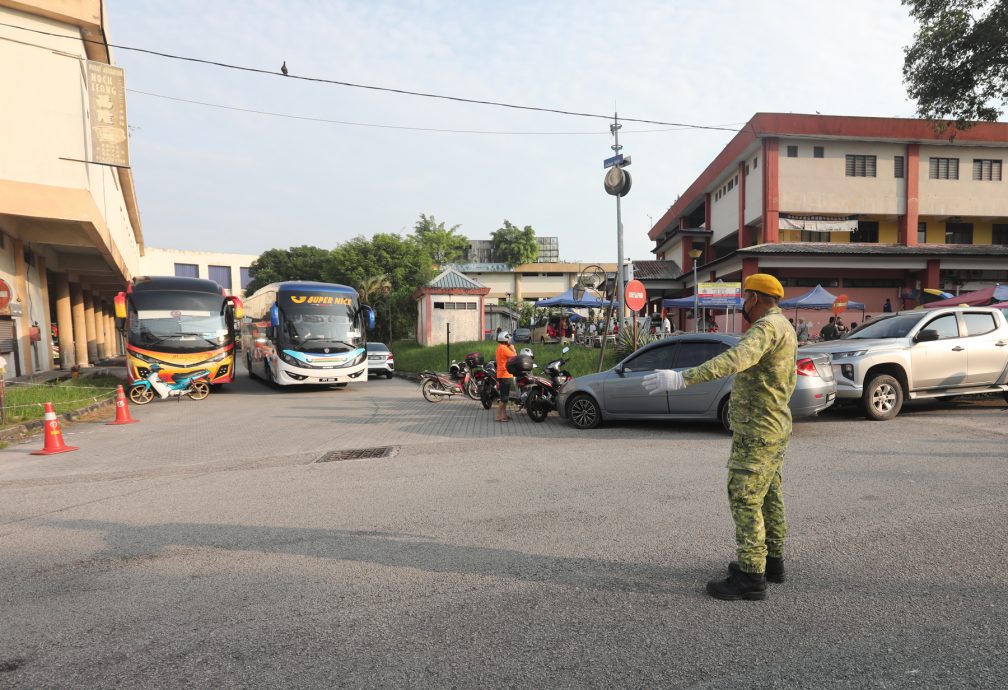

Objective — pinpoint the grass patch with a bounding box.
[3,375,122,425]
[390,340,619,378]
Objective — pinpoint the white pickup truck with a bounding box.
[799,306,1008,420]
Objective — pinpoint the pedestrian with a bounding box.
[819,316,838,341]
[883,298,893,313]
[796,318,809,344]
[494,330,516,422]
[642,273,797,601]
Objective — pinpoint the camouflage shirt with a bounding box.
[682,306,797,441]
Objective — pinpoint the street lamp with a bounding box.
[689,247,703,333]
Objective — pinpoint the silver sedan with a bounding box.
[557,333,836,431]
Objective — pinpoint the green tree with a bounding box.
[491,220,538,267]
[411,213,470,264]
[328,233,435,343]
[245,245,332,294]
[903,0,1008,126]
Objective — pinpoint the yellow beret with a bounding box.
[743,273,784,298]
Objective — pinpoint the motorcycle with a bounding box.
[419,366,478,402]
[524,346,572,422]
[129,363,211,404]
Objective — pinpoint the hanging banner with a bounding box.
[86,61,130,167]
[698,282,742,307]
[779,214,858,233]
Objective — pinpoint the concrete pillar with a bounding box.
[12,239,34,375]
[53,273,75,369]
[37,258,52,372]
[83,289,98,362]
[70,282,89,367]
[94,297,107,360]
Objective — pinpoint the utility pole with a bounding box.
[611,113,625,329]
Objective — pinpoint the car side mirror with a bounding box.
[914,329,940,343]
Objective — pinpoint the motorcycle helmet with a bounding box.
[519,347,534,358]
[497,330,511,342]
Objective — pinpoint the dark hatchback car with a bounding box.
[366,342,395,379]
[557,333,836,431]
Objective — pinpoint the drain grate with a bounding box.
[315,446,398,463]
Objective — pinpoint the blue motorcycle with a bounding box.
[129,363,211,405]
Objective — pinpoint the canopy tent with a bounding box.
[779,284,865,311]
[922,284,1008,309]
[534,287,614,309]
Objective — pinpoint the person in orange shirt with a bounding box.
[494,330,517,422]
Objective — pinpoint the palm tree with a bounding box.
[357,274,391,303]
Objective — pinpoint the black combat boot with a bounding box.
[729,557,785,583]
[706,567,767,601]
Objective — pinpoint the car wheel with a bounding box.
[861,374,903,421]
[718,395,732,433]
[566,393,601,429]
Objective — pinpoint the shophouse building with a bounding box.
[0,0,142,376]
[647,113,1008,330]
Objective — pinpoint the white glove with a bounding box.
[642,369,685,395]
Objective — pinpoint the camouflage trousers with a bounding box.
[727,434,789,574]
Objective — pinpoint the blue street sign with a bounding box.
[603,154,624,169]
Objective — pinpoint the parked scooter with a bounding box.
[524,346,572,422]
[419,365,478,402]
[129,363,211,404]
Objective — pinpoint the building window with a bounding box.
[993,224,1008,246]
[917,221,926,244]
[208,265,232,289]
[787,145,798,158]
[240,267,252,289]
[945,222,973,244]
[813,146,824,159]
[851,220,879,243]
[894,155,905,179]
[929,157,959,179]
[174,263,198,278]
[972,159,1002,181]
[845,155,877,177]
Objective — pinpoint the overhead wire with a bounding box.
[125,88,747,135]
[0,19,744,133]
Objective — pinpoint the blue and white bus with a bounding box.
[241,281,375,386]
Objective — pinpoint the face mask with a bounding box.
[742,294,755,323]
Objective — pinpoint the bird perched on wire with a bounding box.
[281,61,288,76]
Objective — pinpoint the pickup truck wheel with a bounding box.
[862,374,903,421]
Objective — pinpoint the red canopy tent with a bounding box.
[922,284,1008,309]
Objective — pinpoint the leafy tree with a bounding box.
[491,220,538,267]
[328,233,435,343]
[411,213,470,264]
[903,0,1008,126]
[245,245,332,294]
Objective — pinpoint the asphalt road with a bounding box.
[1,375,1006,688]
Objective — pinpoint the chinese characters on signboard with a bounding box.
[86,61,129,167]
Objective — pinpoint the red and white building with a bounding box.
[647,113,1008,330]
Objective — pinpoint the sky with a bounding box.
[107,0,922,264]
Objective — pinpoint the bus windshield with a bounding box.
[128,291,228,353]
[278,291,362,354]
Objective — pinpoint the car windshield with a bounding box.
[846,313,923,339]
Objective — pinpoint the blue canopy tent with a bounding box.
[534,287,613,309]
[780,284,865,331]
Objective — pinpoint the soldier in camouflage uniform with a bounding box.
[643,273,796,601]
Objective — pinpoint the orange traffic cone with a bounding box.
[31,402,79,455]
[106,385,139,425]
